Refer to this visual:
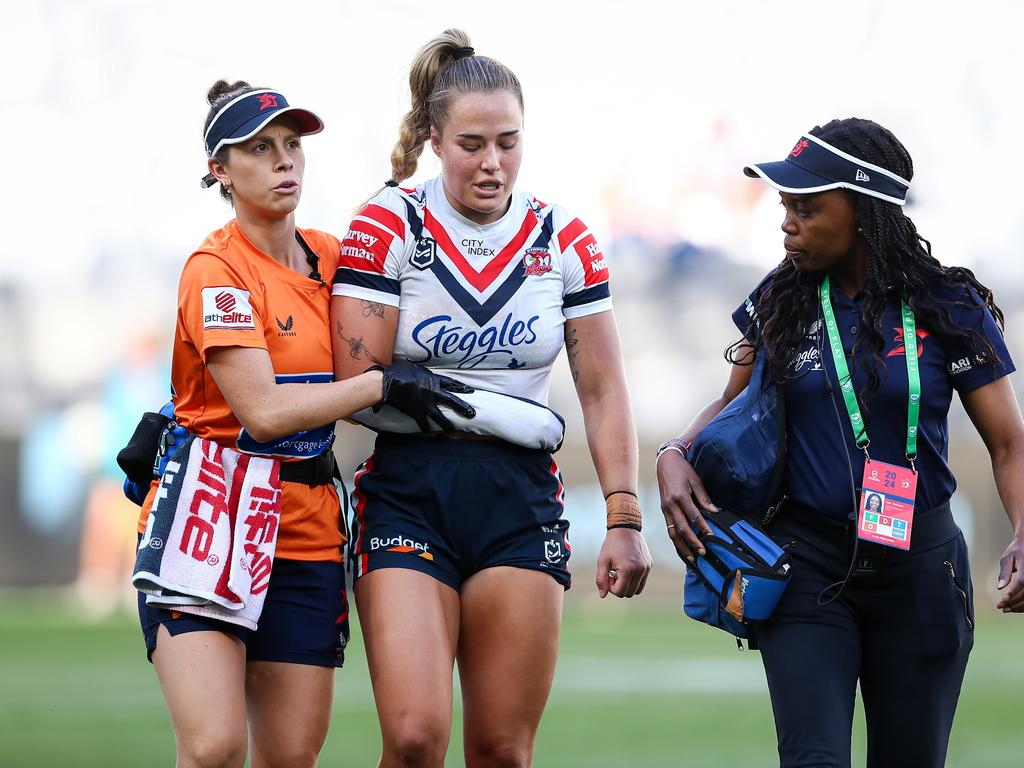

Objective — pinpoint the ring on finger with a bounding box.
[667,523,677,532]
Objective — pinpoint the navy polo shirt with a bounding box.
[733,271,1015,521]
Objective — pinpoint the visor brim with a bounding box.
[211,107,324,155]
[742,160,839,195]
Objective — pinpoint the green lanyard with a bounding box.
[819,276,921,467]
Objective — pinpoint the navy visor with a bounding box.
[203,89,323,158]
[744,134,910,206]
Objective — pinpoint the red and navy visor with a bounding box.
[744,134,910,206]
[203,89,323,159]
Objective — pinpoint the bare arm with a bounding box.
[206,346,383,443]
[960,376,1024,611]
[566,311,638,496]
[330,297,399,381]
[565,311,652,598]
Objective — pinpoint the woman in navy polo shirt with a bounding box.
[656,117,1024,767]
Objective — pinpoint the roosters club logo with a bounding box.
[887,327,929,358]
[257,93,279,111]
[523,248,552,277]
[790,139,810,158]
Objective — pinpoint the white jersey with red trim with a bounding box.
[332,177,612,404]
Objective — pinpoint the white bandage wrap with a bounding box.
[348,388,565,452]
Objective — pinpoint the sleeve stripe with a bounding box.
[563,283,611,309]
[332,268,401,296]
[557,217,587,251]
[360,204,406,240]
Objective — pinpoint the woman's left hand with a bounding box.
[996,534,1024,612]
[596,528,653,599]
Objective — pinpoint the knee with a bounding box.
[466,737,531,768]
[384,718,449,766]
[177,732,247,768]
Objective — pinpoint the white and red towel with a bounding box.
[133,434,282,630]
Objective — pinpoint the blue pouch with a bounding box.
[683,507,791,640]
[688,348,786,522]
[683,347,790,641]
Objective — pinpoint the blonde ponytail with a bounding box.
[389,29,473,183]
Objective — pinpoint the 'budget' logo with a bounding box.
[370,535,434,561]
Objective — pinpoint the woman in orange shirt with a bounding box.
[136,79,470,768]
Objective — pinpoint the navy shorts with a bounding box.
[138,558,349,668]
[350,434,572,590]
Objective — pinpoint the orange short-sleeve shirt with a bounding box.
[138,221,345,562]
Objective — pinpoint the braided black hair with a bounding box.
[730,117,1004,416]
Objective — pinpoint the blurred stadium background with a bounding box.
[2,1,1021,765]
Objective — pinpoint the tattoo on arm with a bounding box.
[566,328,581,383]
[360,301,385,319]
[335,320,383,364]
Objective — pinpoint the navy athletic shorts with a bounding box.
[138,558,349,668]
[349,433,572,590]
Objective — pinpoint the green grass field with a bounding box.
[0,591,1019,767]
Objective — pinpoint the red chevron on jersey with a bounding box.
[339,219,395,273]
[557,218,587,252]
[574,234,608,286]
[424,208,539,292]
[332,178,614,404]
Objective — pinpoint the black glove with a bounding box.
[371,360,476,432]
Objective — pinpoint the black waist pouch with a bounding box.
[116,411,173,485]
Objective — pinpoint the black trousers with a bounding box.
[754,503,974,768]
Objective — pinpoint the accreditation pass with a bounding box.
[857,459,918,551]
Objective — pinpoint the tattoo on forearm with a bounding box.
[361,301,385,318]
[566,328,581,383]
[335,320,383,364]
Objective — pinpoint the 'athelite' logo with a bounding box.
[202,287,255,330]
[523,248,552,276]
[411,312,540,368]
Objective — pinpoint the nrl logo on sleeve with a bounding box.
[523,248,552,276]
[202,287,255,330]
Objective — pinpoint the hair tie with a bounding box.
[384,179,399,187]
[453,46,475,60]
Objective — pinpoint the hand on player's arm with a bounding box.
[207,345,383,442]
[329,296,474,431]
